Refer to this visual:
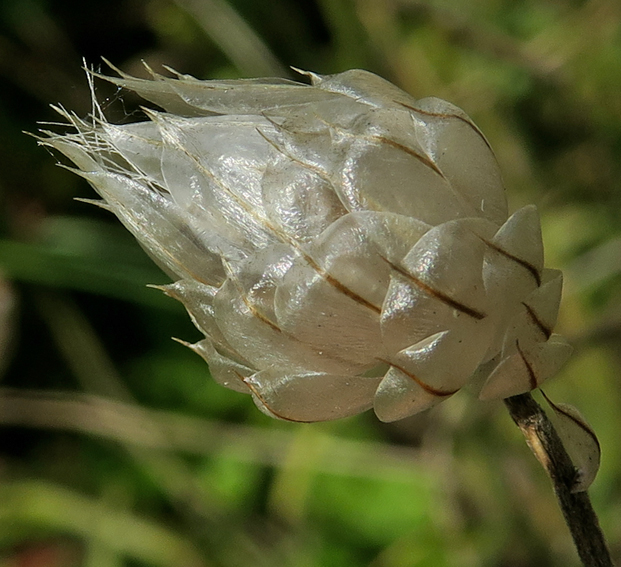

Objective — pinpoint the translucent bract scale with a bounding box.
[41,65,572,424]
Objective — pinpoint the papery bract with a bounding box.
[41,65,572,423]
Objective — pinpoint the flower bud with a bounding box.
[41,66,572,422]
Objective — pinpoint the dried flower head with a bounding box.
[41,65,572,422]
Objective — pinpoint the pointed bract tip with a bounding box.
[290,66,322,85]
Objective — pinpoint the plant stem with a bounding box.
[504,393,614,567]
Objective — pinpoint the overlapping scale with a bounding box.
[245,370,382,422]
[393,321,495,392]
[77,170,225,285]
[101,121,164,184]
[479,335,573,400]
[407,97,508,226]
[187,338,254,393]
[498,270,563,356]
[44,65,572,425]
[308,69,419,110]
[257,117,347,188]
[153,113,280,261]
[213,244,368,376]
[103,66,346,116]
[381,219,495,353]
[273,254,383,373]
[303,212,429,308]
[338,129,476,223]
[374,365,445,422]
[261,157,347,243]
[482,205,544,305]
[160,279,239,356]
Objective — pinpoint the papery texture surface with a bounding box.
[42,66,571,422]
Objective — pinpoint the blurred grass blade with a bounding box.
[32,290,226,525]
[0,217,174,309]
[0,389,426,479]
[172,0,288,77]
[0,276,17,378]
[317,0,375,69]
[0,480,208,567]
[35,290,133,399]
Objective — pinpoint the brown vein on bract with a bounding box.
[478,237,542,286]
[372,136,445,178]
[240,294,284,334]
[302,254,382,314]
[256,124,336,188]
[257,124,383,215]
[312,115,446,180]
[540,390,601,454]
[381,256,486,320]
[224,262,368,367]
[397,101,493,153]
[155,117,381,318]
[516,340,538,390]
[258,116,392,215]
[258,117,421,220]
[378,358,458,397]
[522,302,552,339]
[257,128,383,315]
[236,370,316,423]
[223,264,284,334]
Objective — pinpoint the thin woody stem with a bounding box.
[504,393,614,567]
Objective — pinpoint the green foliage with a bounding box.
[0,0,620,565]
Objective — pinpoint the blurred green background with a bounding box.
[0,0,620,565]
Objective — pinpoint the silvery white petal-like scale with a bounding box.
[42,66,572,423]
